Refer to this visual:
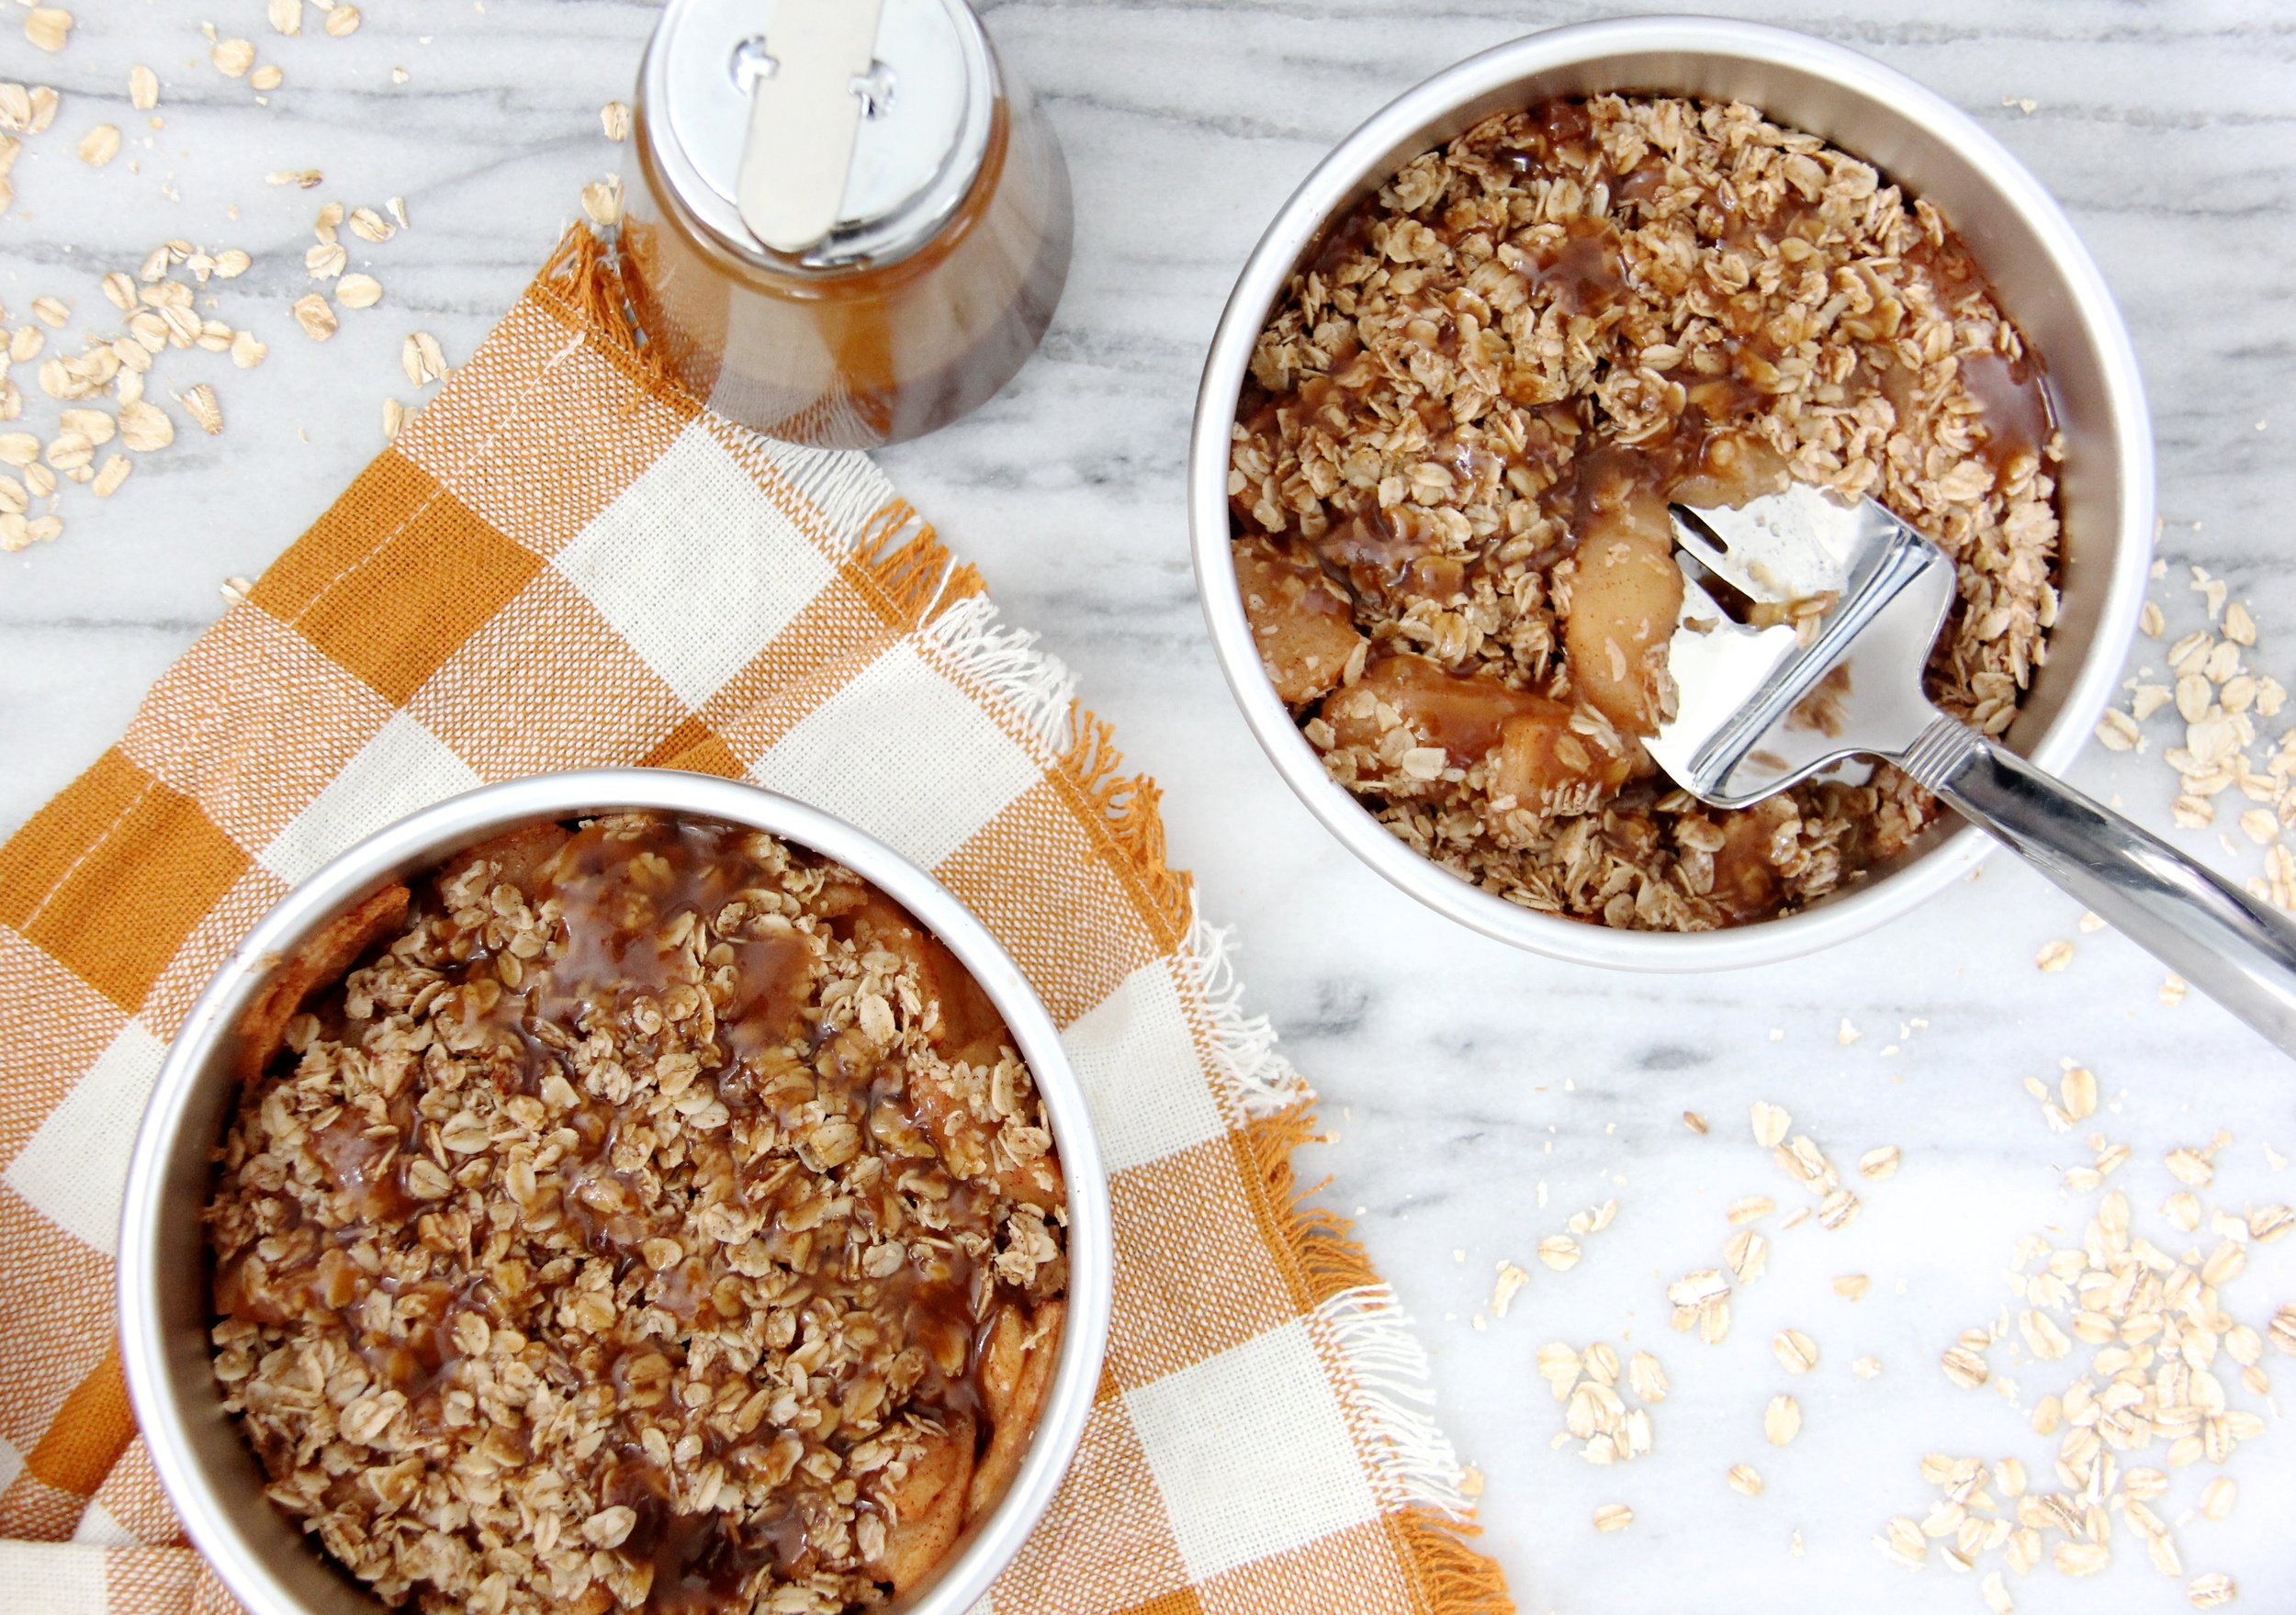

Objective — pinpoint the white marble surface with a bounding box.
[6,2,2296,1610]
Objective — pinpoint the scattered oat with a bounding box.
[1667,1268,1730,1343]
[2035,938,2073,972]
[602,100,631,141]
[44,432,92,474]
[25,7,72,52]
[1727,1463,1762,1497]
[219,575,253,605]
[1728,1194,1774,1225]
[387,196,411,230]
[1626,1351,1666,1403]
[2198,1475,2235,1520]
[251,63,284,92]
[1851,1354,1881,1378]
[336,274,383,309]
[230,331,266,369]
[59,408,112,447]
[582,174,624,228]
[1876,1515,1925,1567]
[1835,1274,1871,1302]
[2054,1541,2107,1577]
[91,454,129,497]
[1981,1570,2014,1615]
[349,207,394,243]
[2161,973,2189,1006]
[2166,1147,2214,1188]
[212,39,257,78]
[1838,1018,1862,1046]
[1535,1342,1580,1400]
[117,398,172,451]
[402,330,447,385]
[1537,1235,1581,1272]
[1859,1146,1900,1181]
[176,384,222,436]
[31,297,68,329]
[290,294,337,342]
[2188,1573,2236,1609]
[1491,1262,1529,1318]
[1458,1465,1483,1499]
[2095,708,2140,750]
[1772,1329,1818,1375]
[325,5,362,36]
[1940,1341,1989,1389]
[1724,1228,1767,1284]
[1592,1502,1633,1534]
[1751,1101,1791,1150]
[2060,1065,2097,1121]
[381,397,406,442]
[1683,1110,1707,1135]
[269,0,304,33]
[1763,1394,1800,1445]
[78,124,120,167]
[268,168,324,188]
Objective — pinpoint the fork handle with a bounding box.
[1898,714,2296,1053]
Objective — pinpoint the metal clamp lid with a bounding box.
[643,0,997,273]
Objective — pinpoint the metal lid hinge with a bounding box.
[734,0,890,254]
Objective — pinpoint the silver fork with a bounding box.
[1649,483,2296,1052]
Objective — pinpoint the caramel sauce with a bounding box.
[624,80,1070,449]
[1522,219,1626,315]
[1957,350,2054,475]
[309,1113,411,1223]
[606,1460,790,1612]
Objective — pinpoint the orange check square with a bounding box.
[252,465,541,707]
[0,752,251,1014]
[1101,1138,1303,1391]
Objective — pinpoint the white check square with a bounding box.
[4,1020,168,1254]
[1123,1320,1380,1581]
[1062,962,1228,1172]
[751,644,1041,871]
[257,711,480,885]
[554,427,835,708]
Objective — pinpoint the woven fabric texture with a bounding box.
[0,229,1507,1615]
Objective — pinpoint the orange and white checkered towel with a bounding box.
[0,228,1507,1615]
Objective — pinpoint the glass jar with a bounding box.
[625,0,1071,448]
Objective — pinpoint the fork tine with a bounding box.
[1671,557,1735,634]
[1669,508,1763,601]
[1671,483,1874,603]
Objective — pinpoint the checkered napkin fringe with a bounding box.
[0,227,1509,1615]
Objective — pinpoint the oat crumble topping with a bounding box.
[1230,95,2062,929]
[207,813,1067,1614]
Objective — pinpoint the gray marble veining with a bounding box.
[4,2,2294,1609]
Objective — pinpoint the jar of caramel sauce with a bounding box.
[625,0,1071,448]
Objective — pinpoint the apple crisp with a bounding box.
[206,813,1067,1614]
[1231,95,2061,928]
